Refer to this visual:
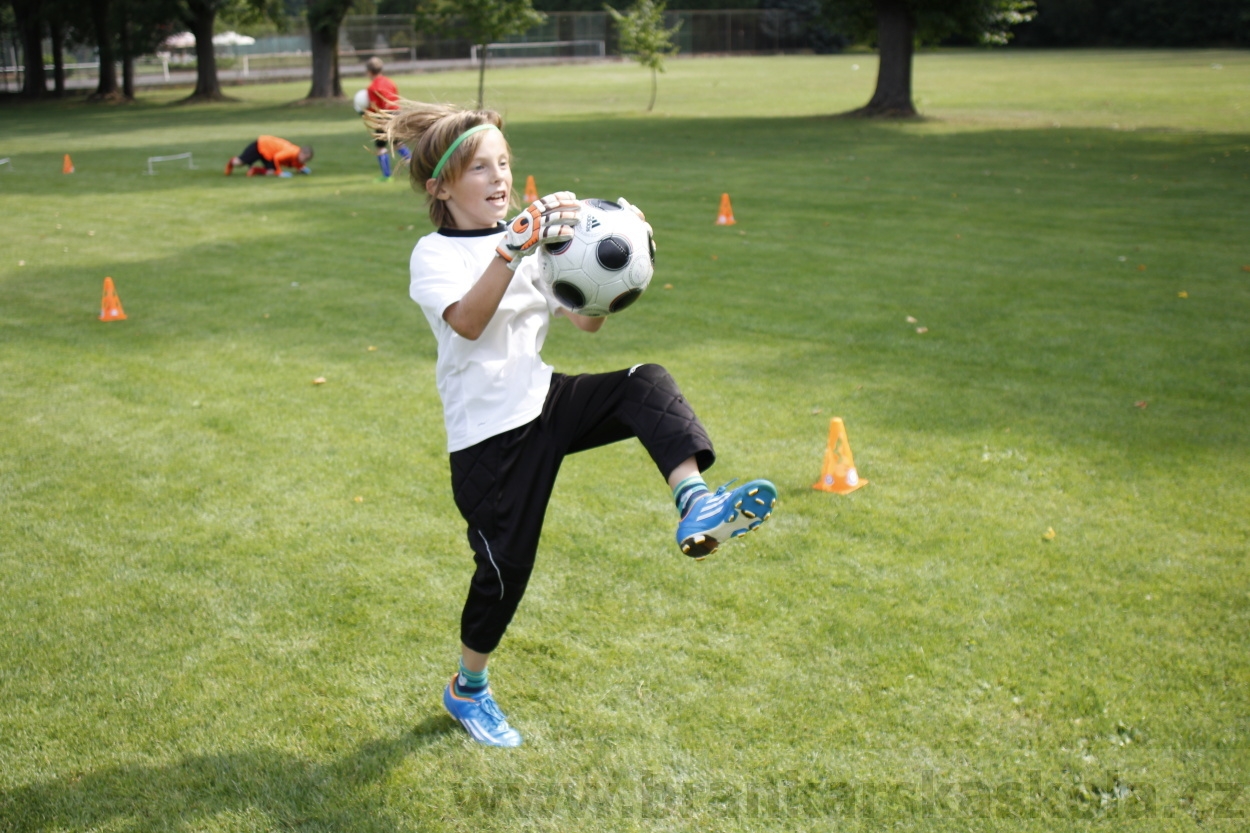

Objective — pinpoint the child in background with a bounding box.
[362,56,410,181]
[224,136,312,177]
[372,100,777,748]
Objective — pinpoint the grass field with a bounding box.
[1,50,1248,831]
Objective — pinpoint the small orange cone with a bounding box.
[716,193,736,225]
[524,175,538,203]
[813,417,867,494]
[63,154,75,174]
[99,277,126,321]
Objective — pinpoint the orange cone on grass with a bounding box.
[99,277,126,321]
[813,417,867,494]
[63,154,75,174]
[524,175,538,203]
[716,192,736,225]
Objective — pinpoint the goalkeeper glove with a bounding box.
[617,196,656,260]
[496,192,581,272]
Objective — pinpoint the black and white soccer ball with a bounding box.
[536,198,655,318]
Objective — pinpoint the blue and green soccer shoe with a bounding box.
[676,479,777,559]
[443,676,523,748]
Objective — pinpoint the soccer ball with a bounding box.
[536,198,655,317]
[352,89,370,114]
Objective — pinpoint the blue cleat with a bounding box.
[676,479,777,559]
[443,676,523,747]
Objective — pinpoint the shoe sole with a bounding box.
[680,482,776,560]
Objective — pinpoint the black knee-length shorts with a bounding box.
[450,364,714,654]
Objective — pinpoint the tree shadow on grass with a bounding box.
[0,716,461,832]
[0,94,357,147]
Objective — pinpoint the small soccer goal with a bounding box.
[469,40,606,62]
[0,157,12,172]
[144,152,197,175]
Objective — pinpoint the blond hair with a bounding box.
[367,100,513,229]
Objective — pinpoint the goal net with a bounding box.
[469,40,606,62]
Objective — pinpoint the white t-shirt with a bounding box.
[409,226,561,452]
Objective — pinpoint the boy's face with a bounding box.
[433,130,513,230]
[298,149,312,165]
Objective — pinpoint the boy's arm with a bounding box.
[441,256,517,341]
[445,194,581,340]
[273,148,301,175]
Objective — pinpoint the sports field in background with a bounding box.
[1,50,1248,831]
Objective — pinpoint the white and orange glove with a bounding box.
[616,196,655,259]
[496,191,581,271]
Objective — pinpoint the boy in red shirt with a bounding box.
[362,56,410,180]
[224,136,313,177]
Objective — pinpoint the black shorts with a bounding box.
[450,364,714,654]
[237,141,273,169]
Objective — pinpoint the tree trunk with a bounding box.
[15,0,47,98]
[50,19,65,96]
[183,0,225,101]
[120,17,134,100]
[307,23,342,98]
[647,66,656,112]
[846,0,916,118]
[305,0,352,100]
[88,0,122,101]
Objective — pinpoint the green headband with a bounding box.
[431,123,499,179]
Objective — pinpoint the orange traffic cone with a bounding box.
[716,192,736,225]
[99,277,126,321]
[524,175,538,203]
[63,154,75,174]
[813,417,867,494]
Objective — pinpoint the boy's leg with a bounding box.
[555,364,715,477]
[451,422,561,655]
[227,140,262,175]
[444,422,564,747]
[374,139,392,179]
[450,365,714,647]
[548,364,775,557]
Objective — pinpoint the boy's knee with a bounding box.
[626,363,680,397]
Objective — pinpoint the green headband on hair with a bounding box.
[430,123,499,179]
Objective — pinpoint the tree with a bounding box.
[305,0,353,99]
[48,9,65,95]
[605,0,680,112]
[176,0,228,99]
[827,0,1034,117]
[175,0,281,102]
[414,0,545,108]
[115,0,181,99]
[87,0,125,99]
[9,0,48,98]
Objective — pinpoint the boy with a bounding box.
[378,102,777,747]
[361,56,410,181]
[224,136,313,177]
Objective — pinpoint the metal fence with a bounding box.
[3,10,838,92]
[342,10,834,60]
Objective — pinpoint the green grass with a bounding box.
[1,50,1248,831]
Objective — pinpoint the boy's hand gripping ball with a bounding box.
[496,191,581,272]
[616,197,656,259]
